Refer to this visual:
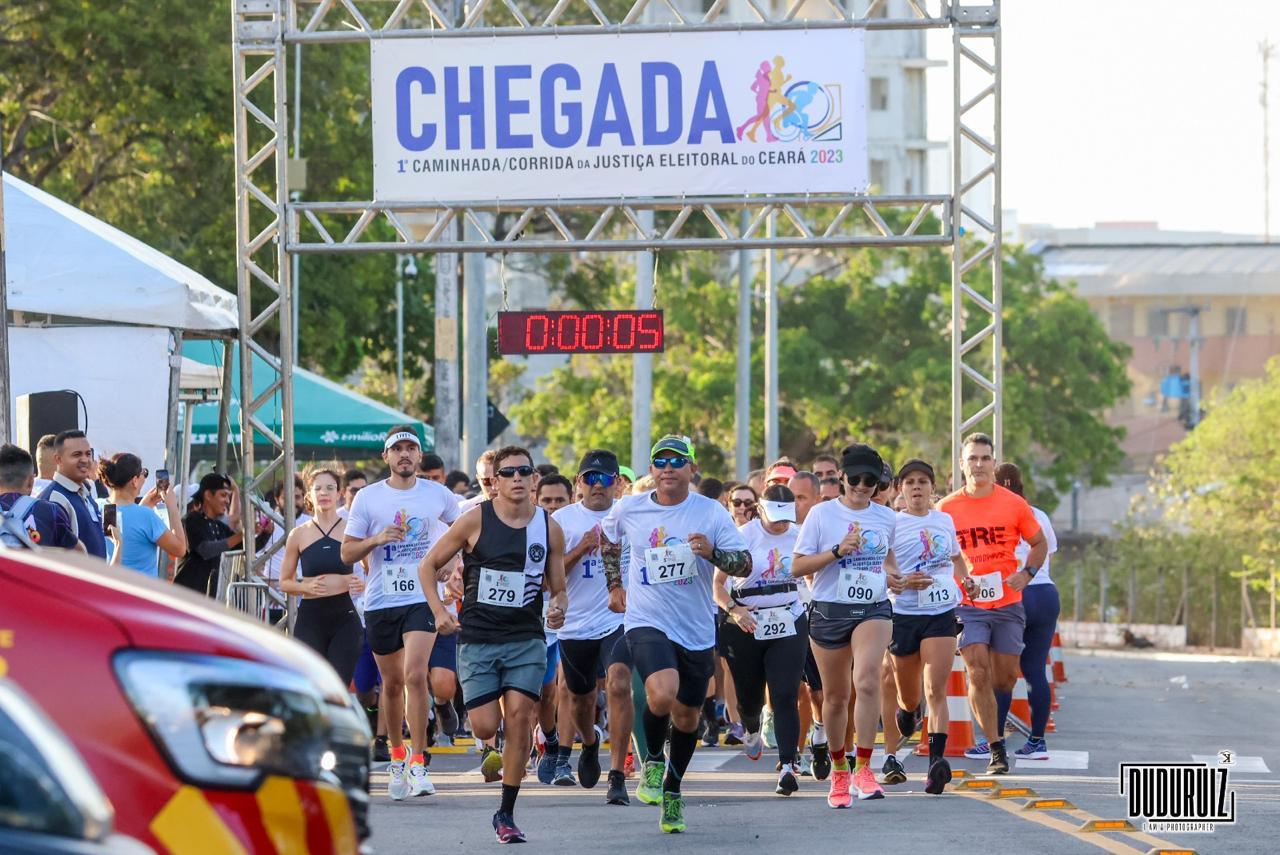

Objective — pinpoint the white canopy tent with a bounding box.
[2,172,238,478]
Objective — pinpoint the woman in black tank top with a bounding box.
[281,470,364,684]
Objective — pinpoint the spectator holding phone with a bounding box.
[98,453,187,576]
[175,473,245,596]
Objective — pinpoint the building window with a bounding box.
[1226,305,1247,335]
[1109,304,1134,338]
[1147,307,1168,337]
[869,159,889,190]
[870,77,890,111]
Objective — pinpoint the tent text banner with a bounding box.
[371,30,867,203]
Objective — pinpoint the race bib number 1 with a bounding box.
[972,571,1004,604]
[753,606,797,640]
[479,567,523,608]
[381,564,417,597]
[645,544,697,585]
[925,574,960,606]
[837,566,887,604]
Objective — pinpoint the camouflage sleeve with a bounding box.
[602,534,623,591]
[711,547,752,579]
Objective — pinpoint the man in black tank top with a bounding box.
[423,445,567,845]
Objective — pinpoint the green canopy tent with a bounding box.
[182,341,432,460]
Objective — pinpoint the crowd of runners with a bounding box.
[281,426,1058,843]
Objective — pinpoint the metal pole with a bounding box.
[763,211,778,465]
[164,330,184,473]
[396,255,405,410]
[1188,308,1201,428]
[991,19,1005,461]
[631,210,655,473]
[216,338,233,473]
[463,218,488,467]
[1263,40,1273,243]
[292,42,302,365]
[434,236,461,466]
[735,210,751,479]
[0,141,12,444]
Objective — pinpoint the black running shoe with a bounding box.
[492,810,526,844]
[895,708,918,750]
[606,770,630,806]
[925,758,952,794]
[372,735,390,763]
[811,741,831,781]
[987,744,1010,775]
[776,763,800,796]
[578,726,603,788]
[701,717,720,747]
[881,754,908,785]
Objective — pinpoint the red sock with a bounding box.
[390,745,408,762]
[410,752,425,766]
[831,748,847,763]
[856,746,874,761]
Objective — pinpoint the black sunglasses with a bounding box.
[819,477,841,486]
[730,498,755,507]
[846,473,879,488]
[497,465,535,478]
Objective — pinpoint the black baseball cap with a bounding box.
[897,458,936,482]
[577,449,620,478]
[840,443,884,478]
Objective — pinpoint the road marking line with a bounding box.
[1191,754,1271,774]
[1016,749,1090,770]
[967,795,1144,854]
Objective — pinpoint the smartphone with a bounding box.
[103,503,117,533]
[155,469,170,491]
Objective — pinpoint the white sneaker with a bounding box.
[743,731,764,761]
[436,732,454,748]
[408,762,436,796]
[388,760,410,801]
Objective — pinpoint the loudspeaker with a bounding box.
[16,391,84,457]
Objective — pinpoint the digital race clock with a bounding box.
[496,310,665,355]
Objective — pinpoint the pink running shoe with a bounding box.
[853,764,885,800]
[827,769,852,809]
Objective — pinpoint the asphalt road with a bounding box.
[366,650,1280,854]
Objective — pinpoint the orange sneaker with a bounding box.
[853,764,885,800]
[827,769,852,808]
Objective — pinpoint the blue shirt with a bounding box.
[117,504,169,576]
[39,474,107,559]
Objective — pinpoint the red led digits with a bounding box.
[497,310,665,355]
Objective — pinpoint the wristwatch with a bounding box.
[830,545,842,561]
[1025,565,1040,579]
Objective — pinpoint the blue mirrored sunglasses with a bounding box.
[583,471,616,487]
[651,456,690,469]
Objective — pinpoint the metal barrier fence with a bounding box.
[214,550,289,630]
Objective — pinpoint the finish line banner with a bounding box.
[371,30,867,203]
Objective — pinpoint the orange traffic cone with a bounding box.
[1050,632,1068,683]
[916,653,975,757]
[1046,656,1060,709]
[1008,676,1032,726]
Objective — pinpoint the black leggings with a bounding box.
[294,599,364,685]
[719,612,809,763]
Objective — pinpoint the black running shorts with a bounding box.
[364,602,436,656]
[559,625,625,696]
[889,610,958,657]
[807,600,893,650]
[625,626,715,708]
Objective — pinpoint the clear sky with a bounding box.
[928,1,1280,236]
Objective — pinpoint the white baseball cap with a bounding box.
[760,499,796,524]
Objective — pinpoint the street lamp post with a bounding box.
[396,254,418,410]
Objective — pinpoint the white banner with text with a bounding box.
[371,29,867,202]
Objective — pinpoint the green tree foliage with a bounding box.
[1,2,435,410]
[1159,358,1280,604]
[511,243,1131,507]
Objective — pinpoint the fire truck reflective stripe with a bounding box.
[150,786,249,855]
[311,780,359,855]
[255,776,310,854]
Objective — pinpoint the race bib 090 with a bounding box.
[836,565,887,604]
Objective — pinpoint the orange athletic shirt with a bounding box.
[937,484,1041,609]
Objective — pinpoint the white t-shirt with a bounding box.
[891,509,963,616]
[733,519,803,615]
[602,491,746,650]
[344,478,460,612]
[1016,506,1058,586]
[794,499,896,604]
[553,501,621,641]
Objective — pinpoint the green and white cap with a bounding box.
[649,434,696,462]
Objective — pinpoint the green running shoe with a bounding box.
[659,791,686,833]
[480,747,503,783]
[636,760,664,805]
